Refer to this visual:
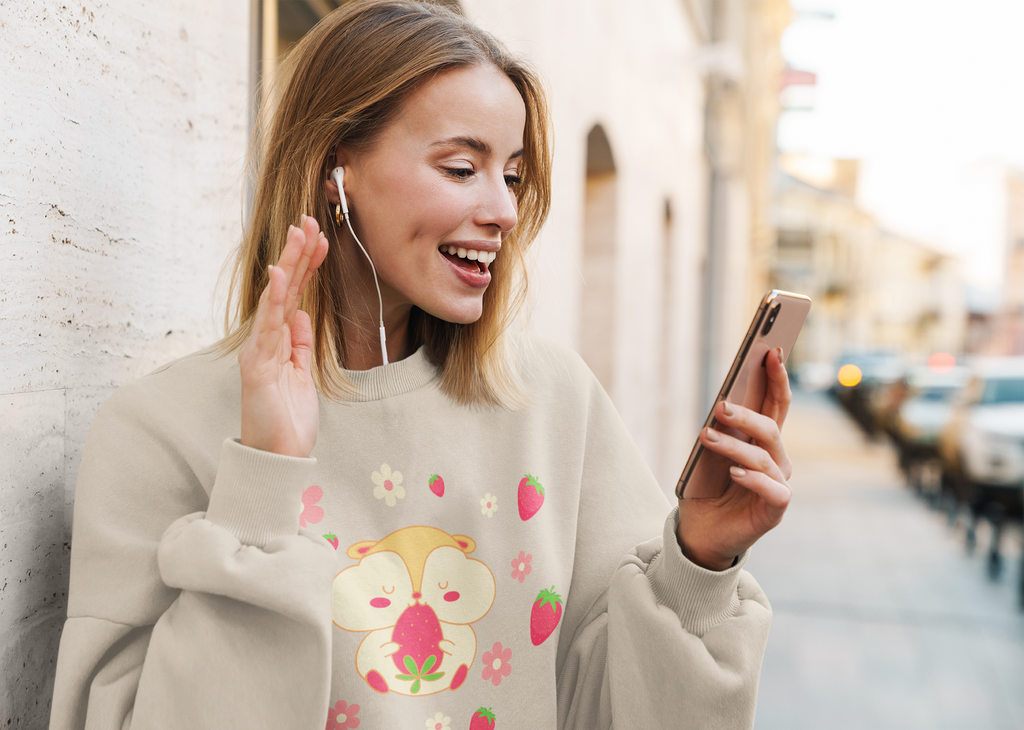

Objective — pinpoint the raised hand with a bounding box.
[677,348,794,570]
[238,215,330,458]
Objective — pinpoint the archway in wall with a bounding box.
[580,124,618,394]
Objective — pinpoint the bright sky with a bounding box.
[778,0,1024,301]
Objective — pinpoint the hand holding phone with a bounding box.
[676,290,810,500]
[674,290,809,570]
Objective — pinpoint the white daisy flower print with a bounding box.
[371,463,405,507]
[425,712,451,730]
[480,492,498,517]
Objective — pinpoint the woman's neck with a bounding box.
[343,312,414,370]
[334,230,418,370]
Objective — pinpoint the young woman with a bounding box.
[50,2,793,728]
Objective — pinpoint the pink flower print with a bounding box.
[481,641,512,687]
[511,551,532,583]
[299,485,324,527]
[372,463,405,507]
[326,700,360,729]
[425,712,452,730]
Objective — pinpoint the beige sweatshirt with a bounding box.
[49,334,771,730]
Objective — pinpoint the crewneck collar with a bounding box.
[340,345,439,402]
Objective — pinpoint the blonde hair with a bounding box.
[218,0,552,407]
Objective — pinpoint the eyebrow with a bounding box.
[431,136,524,160]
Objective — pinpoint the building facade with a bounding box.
[771,157,967,381]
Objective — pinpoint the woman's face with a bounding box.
[332,63,526,326]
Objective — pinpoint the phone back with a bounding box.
[676,290,811,500]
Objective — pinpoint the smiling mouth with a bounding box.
[439,244,496,273]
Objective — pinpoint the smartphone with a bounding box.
[675,290,811,500]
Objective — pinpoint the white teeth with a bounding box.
[440,246,497,263]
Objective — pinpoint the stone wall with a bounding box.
[0,1,250,725]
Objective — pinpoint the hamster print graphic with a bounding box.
[333,525,496,696]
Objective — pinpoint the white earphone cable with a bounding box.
[343,214,389,366]
[332,166,388,366]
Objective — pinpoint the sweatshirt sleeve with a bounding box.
[49,381,336,730]
[553,368,772,730]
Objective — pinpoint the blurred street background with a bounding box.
[750,388,1023,729]
[3,0,1024,727]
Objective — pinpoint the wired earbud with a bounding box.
[331,166,350,226]
[330,166,388,366]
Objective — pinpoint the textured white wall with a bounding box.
[0,0,250,724]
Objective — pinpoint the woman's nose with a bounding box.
[476,173,518,233]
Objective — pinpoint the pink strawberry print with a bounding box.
[323,533,339,550]
[529,586,563,646]
[517,474,545,521]
[469,707,496,730]
[428,473,445,497]
[391,603,445,694]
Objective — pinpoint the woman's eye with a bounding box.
[504,174,522,188]
[443,167,474,180]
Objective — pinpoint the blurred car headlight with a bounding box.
[838,364,862,388]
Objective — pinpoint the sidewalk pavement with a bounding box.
[748,388,1024,730]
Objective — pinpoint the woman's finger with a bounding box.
[244,271,274,355]
[761,347,792,427]
[727,465,791,516]
[253,264,289,363]
[283,216,322,323]
[700,425,788,484]
[288,231,329,324]
[291,309,315,375]
[296,232,329,299]
[713,400,793,480]
[274,223,305,299]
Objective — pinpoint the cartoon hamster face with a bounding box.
[333,526,494,631]
[332,525,496,696]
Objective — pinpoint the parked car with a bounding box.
[890,366,969,496]
[937,357,1024,575]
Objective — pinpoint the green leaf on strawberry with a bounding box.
[394,653,444,694]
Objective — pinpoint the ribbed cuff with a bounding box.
[647,506,749,636]
[204,438,317,548]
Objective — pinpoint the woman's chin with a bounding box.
[419,299,484,325]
